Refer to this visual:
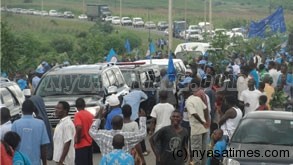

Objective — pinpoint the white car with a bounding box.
[64,11,74,18]
[49,10,58,17]
[185,30,204,41]
[78,14,88,20]
[40,10,49,16]
[121,17,132,26]
[104,16,113,22]
[111,16,121,25]
[144,21,156,29]
[164,28,169,36]
[132,17,144,28]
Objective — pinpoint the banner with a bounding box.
[248,7,286,38]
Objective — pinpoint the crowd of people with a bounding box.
[0,49,292,165]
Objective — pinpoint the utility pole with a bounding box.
[168,0,173,53]
[204,0,207,32]
[269,0,272,14]
[83,0,85,14]
[41,0,43,12]
[184,0,187,42]
[120,0,122,19]
[148,8,151,42]
[209,0,212,32]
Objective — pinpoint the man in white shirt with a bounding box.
[0,107,12,140]
[53,101,76,165]
[268,61,281,87]
[150,90,175,134]
[183,79,209,165]
[239,79,262,115]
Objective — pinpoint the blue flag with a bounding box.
[124,39,131,54]
[149,41,156,54]
[248,7,286,38]
[167,54,176,82]
[106,48,117,62]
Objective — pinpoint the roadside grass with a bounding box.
[1,13,182,52]
[5,0,293,28]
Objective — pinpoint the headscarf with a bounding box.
[29,95,53,160]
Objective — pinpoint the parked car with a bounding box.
[111,16,121,25]
[223,111,293,164]
[63,11,74,18]
[121,17,132,26]
[78,14,88,20]
[56,12,64,17]
[136,59,187,76]
[181,30,204,41]
[49,10,58,17]
[34,63,130,126]
[40,10,49,16]
[144,21,156,29]
[157,21,168,31]
[0,79,25,121]
[164,28,169,36]
[132,17,144,28]
[104,15,113,22]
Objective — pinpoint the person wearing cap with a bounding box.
[104,94,122,130]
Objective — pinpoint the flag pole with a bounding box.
[168,0,173,54]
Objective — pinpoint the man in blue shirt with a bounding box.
[122,81,148,121]
[105,94,122,130]
[11,100,50,165]
[122,81,148,155]
[100,134,134,165]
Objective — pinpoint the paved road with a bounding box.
[48,135,156,165]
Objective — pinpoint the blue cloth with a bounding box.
[149,41,156,54]
[17,79,27,91]
[198,68,207,80]
[11,115,50,165]
[100,149,134,165]
[167,54,176,82]
[13,151,32,165]
[277,73,293,86]
[122,90,148,121]
[105,107,122,130]
[248,7,286,38]
[124,39,131,54]
[106,48,117,62]
[249,69,259,89]
[32,76,41,90]
[213,138,227,160]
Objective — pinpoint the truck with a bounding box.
[173,21,187,38]
[86,4,111,21]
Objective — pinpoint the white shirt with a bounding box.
[221,107,242,139]
[269,69,281,87]
[253,55,262,68]
[186,95,208,135]
[150,102,175,132]
[122,121,139,132]
[53,116,76,165]
[232,64,240,75]
[237,76,249,100]
[239,89,262,115]
[0,120,12,140]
